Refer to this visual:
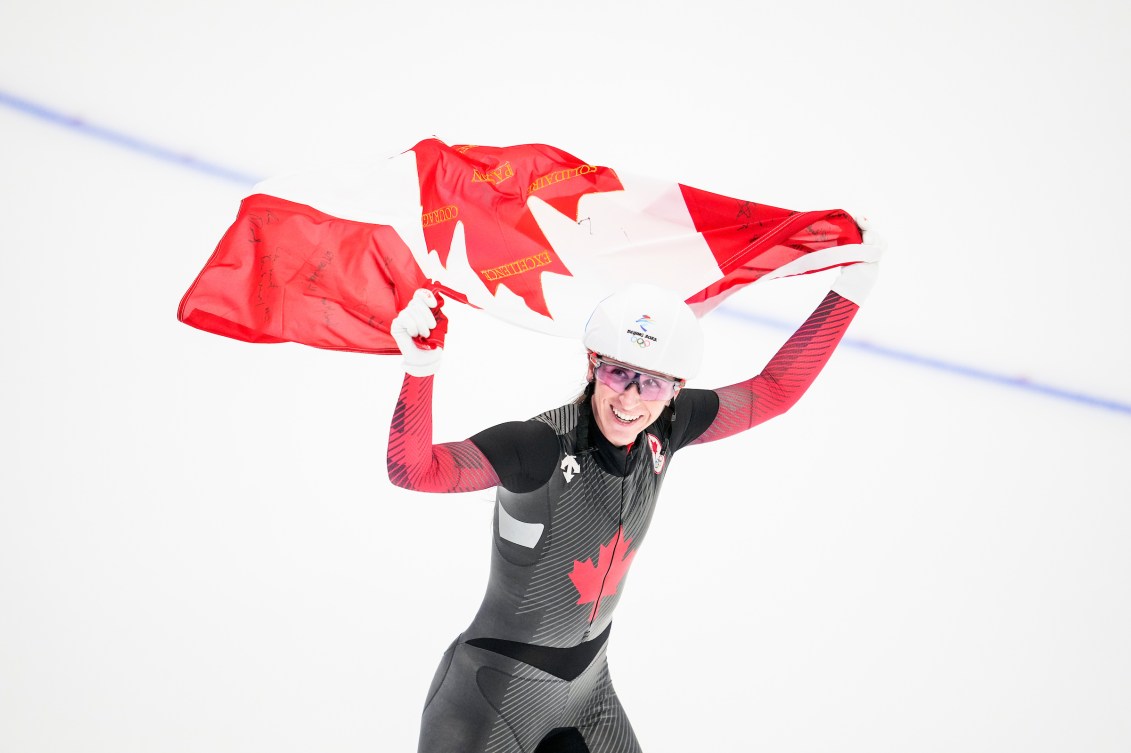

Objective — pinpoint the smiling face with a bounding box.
[587,363,672,447]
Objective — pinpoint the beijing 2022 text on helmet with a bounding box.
[583,283,704,380]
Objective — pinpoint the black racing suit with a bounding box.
[419,394,717,752]
[386,290,862,752]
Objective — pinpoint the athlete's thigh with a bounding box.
[418,641,521,753]
[572,663,642,753]
[576,691,642,753]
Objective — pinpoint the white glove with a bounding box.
[831,214,884,304]
[390,289,444,377]
[854,213,887,254]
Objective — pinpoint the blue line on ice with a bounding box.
[4,90,1128,417]
[0,89,261,185]
[718,309,1131,416]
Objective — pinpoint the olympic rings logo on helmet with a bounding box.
[626,313,656,347]
[582,283,704,380]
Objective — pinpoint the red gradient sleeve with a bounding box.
[387,374,501,493]
[692,291,860,444]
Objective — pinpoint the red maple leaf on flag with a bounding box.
[568,528,638,621]
[413,139,624,319]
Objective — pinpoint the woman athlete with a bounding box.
[386,253,878,753]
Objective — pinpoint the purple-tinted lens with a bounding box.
[594,361,678,400]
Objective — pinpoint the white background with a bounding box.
[2,1,1129,751]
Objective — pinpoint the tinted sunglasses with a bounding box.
[589,354,683,401]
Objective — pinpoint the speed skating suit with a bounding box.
[387,290,861,752]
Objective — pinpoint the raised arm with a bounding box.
[385,290,501,493]
[692,260,878,445]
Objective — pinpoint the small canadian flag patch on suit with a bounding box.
[646,433,665,474]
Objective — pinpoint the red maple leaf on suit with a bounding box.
[568,528,637,621]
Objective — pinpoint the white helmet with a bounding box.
[583,283,704,379]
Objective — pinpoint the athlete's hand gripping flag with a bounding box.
[178,139,881,352]
[389,289,446,377]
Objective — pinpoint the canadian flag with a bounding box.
[178,138,878,353]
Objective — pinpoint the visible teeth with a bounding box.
[612,408,640,423]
